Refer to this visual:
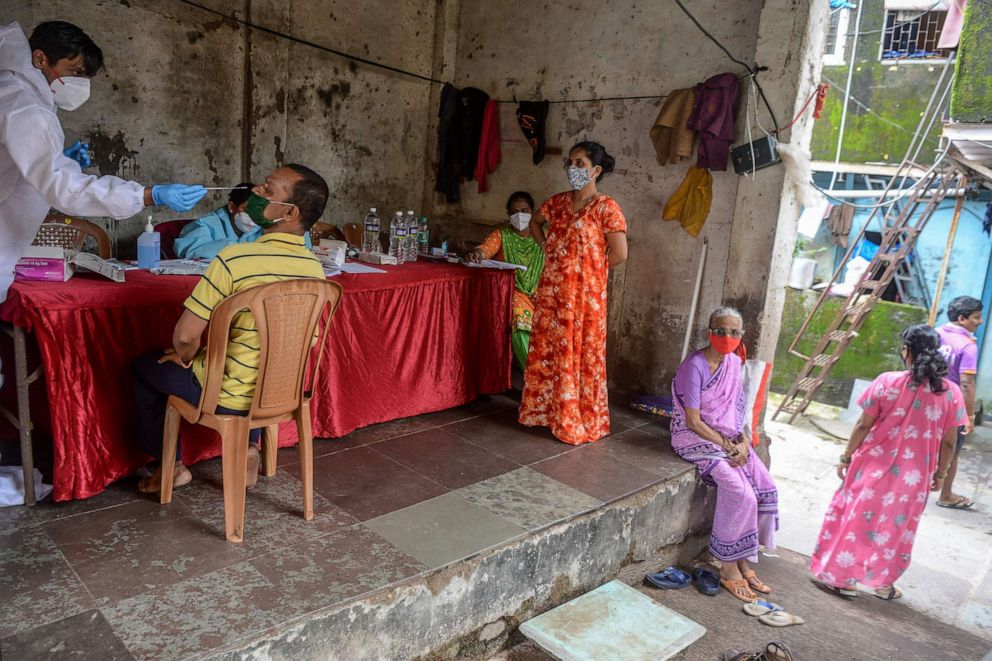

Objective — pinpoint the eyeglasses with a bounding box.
[710,328,745,338]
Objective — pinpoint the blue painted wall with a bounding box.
[804,173,992,403]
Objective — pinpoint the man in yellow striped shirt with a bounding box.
[131,164,328,493]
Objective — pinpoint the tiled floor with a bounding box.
[0,392,679,660]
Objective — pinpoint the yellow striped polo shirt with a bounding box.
[183,232,325,411]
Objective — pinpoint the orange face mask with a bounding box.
[709,333,741,355]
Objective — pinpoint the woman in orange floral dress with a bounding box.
[519,141,628,444]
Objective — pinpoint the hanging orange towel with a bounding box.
[475,99,501,193]
[649,88,697,166]
[663,166,713,237]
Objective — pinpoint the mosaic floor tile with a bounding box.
[178,460,359,554]
[364,492,526,568]
[530,445,663,503]
[457,467,603,531]
[446,410,576,465]
[250,525,426,613]
[45,499,245,605]
[0,529,93,638]
[102,562,282,660]
[297,446,448,521]
[0,610,134,661]
[374,427,517,489]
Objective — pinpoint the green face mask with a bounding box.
[245,193,295,228]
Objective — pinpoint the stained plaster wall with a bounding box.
[2,0,440,256]
[429,0,764,395]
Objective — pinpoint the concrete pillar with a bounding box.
[721,0,830,363]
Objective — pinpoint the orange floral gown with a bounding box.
[519,192,627,444]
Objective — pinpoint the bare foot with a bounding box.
[138,463,192,494]
[246,445,260,490]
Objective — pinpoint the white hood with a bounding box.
[0,22,53,108]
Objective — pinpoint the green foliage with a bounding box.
[950,0,992,122]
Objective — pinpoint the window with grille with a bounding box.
[881,9,949,60]
[824,9,852,66]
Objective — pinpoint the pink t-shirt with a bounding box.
[936,323,978,386]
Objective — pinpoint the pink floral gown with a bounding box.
[810,371,965,589]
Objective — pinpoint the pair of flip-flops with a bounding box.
[742,600,805,627]
[937,496,974,510]
[644,566,720,596]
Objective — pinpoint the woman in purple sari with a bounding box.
[671,307,779,602]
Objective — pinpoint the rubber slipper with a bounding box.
[874,585,903,600]
[690,567,721,596]
[721,577,758,602]
[937,497,974,510]
[742,569,772,594]
[810,578,857,599]
[644,566,692,590]
[758,611,805,627]
[742,599,784,616]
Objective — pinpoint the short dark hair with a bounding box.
[29,21,104,77]
[284,164,328,229]
[506,191,535,213]
[947,296,982,323]
[229,182,254,207]
[570,141,616,182]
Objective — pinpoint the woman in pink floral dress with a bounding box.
[811,325,966,600]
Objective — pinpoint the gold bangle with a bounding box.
[935,468,948,479]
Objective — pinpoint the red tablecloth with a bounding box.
[0,262,513,501]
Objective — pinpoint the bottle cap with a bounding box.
[370,207,376,213]
[145,215,154,232]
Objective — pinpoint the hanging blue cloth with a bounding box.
[830,0,856,8]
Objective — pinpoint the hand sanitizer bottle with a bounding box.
[137,216,160,270]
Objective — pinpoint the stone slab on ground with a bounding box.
[495,548,991,661]
[519,580,704,660]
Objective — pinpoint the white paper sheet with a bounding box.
[338,261,387,274]
[150,259,210,276]
[463,259,527,271]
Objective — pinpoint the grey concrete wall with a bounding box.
[3,0,439,255]
[427,0,764,395]
[3,0,246,254]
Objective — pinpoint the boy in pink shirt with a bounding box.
[936,295,983,509]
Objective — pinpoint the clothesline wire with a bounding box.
[176,0,674,106]
[670,0,781,133]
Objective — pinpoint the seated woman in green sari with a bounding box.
[469,191,546,370]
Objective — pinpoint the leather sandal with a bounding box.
[874,585,903,600]
[742,569,772,594]
[721,577,757,602]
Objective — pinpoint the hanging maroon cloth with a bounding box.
[688,72,740,171]
[475,100,501,193]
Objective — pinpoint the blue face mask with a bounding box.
[566,165,593,190]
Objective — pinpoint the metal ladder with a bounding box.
[773,161,960,423]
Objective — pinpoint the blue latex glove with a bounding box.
[151,184,207,212]
[63,140,92,168]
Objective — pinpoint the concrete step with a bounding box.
[211,471,711,660]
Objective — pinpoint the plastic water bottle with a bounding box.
[137,216,160,270]
[363,207,380,253]
[405,210,418,262]
[388,211,405,263]
[418,216,429,255]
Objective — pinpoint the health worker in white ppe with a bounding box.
[0,20,209,302]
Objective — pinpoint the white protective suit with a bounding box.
[0,22,145,302]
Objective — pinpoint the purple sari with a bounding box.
[671,351,778,562]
